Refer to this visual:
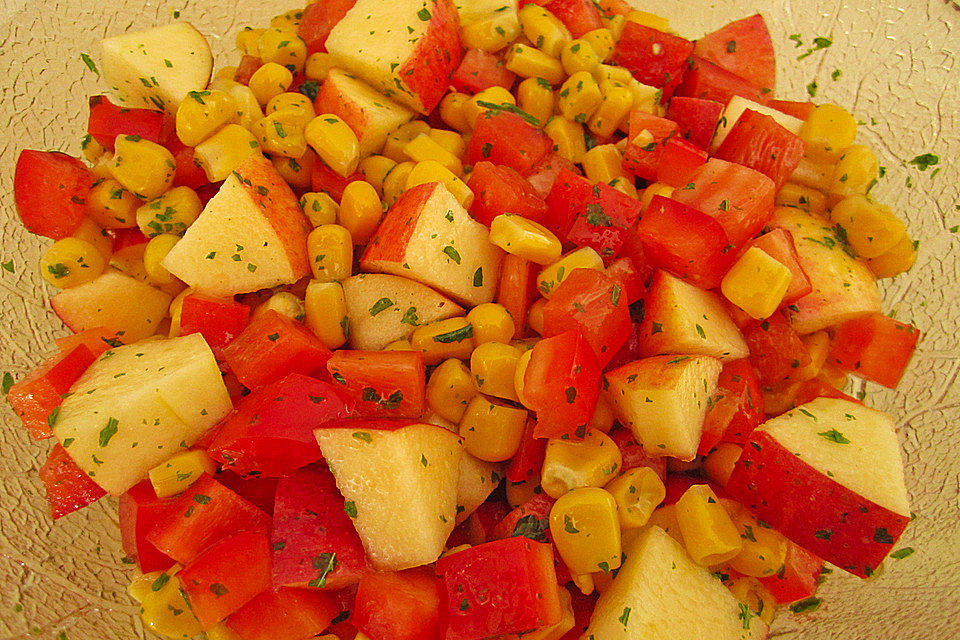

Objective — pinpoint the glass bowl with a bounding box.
[0,1,957,638]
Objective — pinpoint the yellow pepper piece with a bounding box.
[544,116,588,163]
[582,144,625,184]
[720,246,793,320]
[504,44,565,86]
[517,77,556,127]
[519,4,572,57]
[148,449,215,498]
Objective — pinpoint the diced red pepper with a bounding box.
[656,136,709,188]
[325,350,426,419]
[491,492,555,542]
[559,586,599,640]
[119,481,176,573]
[468,161,548,226]
[109,226,150,252]
[675,56,769,106]
[665,96,725,150]
[468,499,514,546]
[524,330,601,439]
[179,528,273,629]
[466,111,553,175]
[497,254,540,339]
[621,110,680,181]
[87,95,167,150]
[298,0,357,54]
[741,312,812,386]
[767,99,816,121]
[271,464,369,589]
[787,376,861,409]
[544,168,642,254]
[747,229,812,303]
[353,567,444,640]
[506,417,548,483]
[234,55,262,85]
[437,537,563,640]
[602,322,641,373]
[147,474,271,565]
[613,22,695,101]
[180,293,251,358]
[311,160,363,201]
[54,327,124,358]
[7,344,96,440]
[692,14,776,92]
[604,257,647,305]
[827,314,920,389]
[222,310,332,390]
[543,0,603,37]
[166,136,211,190]
[214,470,279,516]
[698,359,764,455]
[14,150,92,240]
[452,49,516,94]
[39,443,107,519]
[226,586,339,640]
[758,540,824,604]
[607,425,667,481]
[524,152,581,199]
[614,228,656,285]
[714,109,807,190]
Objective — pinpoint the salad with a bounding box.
[4,0,924,638]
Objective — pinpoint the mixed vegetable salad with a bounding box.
[6,0,922,638]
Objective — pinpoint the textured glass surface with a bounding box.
[0,1,957,638]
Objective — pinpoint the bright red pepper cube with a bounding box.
[827,314,920,389]
[39,443,107,519]
[119,481,176,572]
[179,293,251,357]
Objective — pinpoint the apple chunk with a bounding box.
[584,526,767,640]
[53,333,232,495]
[100,23,213,114]
[361,182,504,307]
[162,153,312,296]
[315,423,462,571]
[726,397,910,578]
[605,355,722,461]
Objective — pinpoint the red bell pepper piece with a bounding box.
[524,152,580,198]
[656,136,709,188]
[692,14,776,92]
[468,161,548,226]
[524,330,601,440]
[234,55,262,85]
[491,492,555,542]
[767,99,816,121]
[506,417,547,483]
[271,464,369,589]
[353,567,444,640]
[7,343,96,440]
[613,22,695,101]
[559,586,599,640]
[636,195,736,290]
[87,95,167,150]
[207,374,351,476]
[39,443,107,519]
[311,160,363,201]
[714,109,807,190]
[226,587,339,640]
[544,168,642,254]
[147,474,271,565]
[543,0,603,37]
[497,254,540,339]
[466,110,553,175]
[758,541,824,604]
[602,322,641,373]
[607,425,667,481]
[742,312,812,386]
[180,293,251,357]
[788,376,861,410]
[14,150,92,240]
[119,481,176,573]
[665,96,725,150]
[675,56,769,105]
[297,0,357,54]
[214,470,279,516]
[437,537,563,640]
[452,48,516,94]
[54,327,123,357]
[746,229,813,303]
[166,136,211,190]
[222,310,332,390]
[827,314,920,389]
[698,359,764,455]
[606,257,648,305]
[466,499,514,546]
[179,528,273,629]
[325,350,426,419]
[621,111,680,181]
[109,226,150,252]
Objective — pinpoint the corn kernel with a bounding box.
[537,247,604,297]
[142,234,179,285]
[439,92,473,133]
[359,155,398,197]
[588,395,615,433]
[89,152,115,180]
[167,287,192,338]
[251,291,304,323]
[647,504,683,542]
[86,178,141,229]
[674,484,742,566]
[605,466,666,529]
[252,111,307,158]
[411,317,475,365]
[582,144,625,184]
[404,133,463,177]
[304,280,349,349]
[541,428,622,498]
[175,90,238,147]
[428,128,467,159]
[829,145,878,204]
[39,238,106,288]
[427,358,478,423]
[382,160,416,207]
[257,28,307,74]
[514,348,533,406]
[266,92,316,126]
[236,27,265,56]
[639,181,675,211]
[489,214,562,265]
[519,4,572,57]
[338,180,382,245]
[517,77,555,126]
[80,133,105,163]
[800,103,857,163]
[208,77,264,130]
[270,9,303,29]
[703,442,743,487]
[382,121,432,163]
[790,156,833,193]
[148,449,215,498]
[727,577,777,627]
[602,13,627,40]
[561,39,601,75]
[193,124,261,182]
[582,28,614,62]
[109,135,176,201]
[466,303,516,345]
[459,394,528,462]
[307,224,353,282]
[728,506,788,578]
[248,62,294,106]
[300,191,340,227]
[626,79,663,117]
[550,487,621,575]
[71,218,112,259]
[557,71,603,123]
[463,86,517,130]
[136,186,202,238]
[471,341,523,402]
[776,182,827,216]
[589,83,633,138]
[304,52,336,82]
[866,232,917,278]
[592,63,633,87]
[407,160,474,209]
[625,10,670,32]
[544,116,587,163]
[720,246,793,320]
[527,297,547,334]
[461,11,522,52]
[273,149,316,189]
[305,114,361,178]
[830,194,906,258]
[505,44,565,86]
[379,339,411,352]
[607,176,637,199]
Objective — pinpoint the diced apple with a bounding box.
[162,153,312,296]
[50,270,172,343]
[361,182,504,307]
[768,207,881,334]
[455,453,504,525]
[53,333,232,495]
[314,69,415,157]
[325,0,462,114]
[639,270,748,362]
[726,397,910,578]
[710,95,803,152]
[315,423,462,571]
[341,273,464,350]
[584,526,768,640]
[605,355,722,461]
[100,23,213,114]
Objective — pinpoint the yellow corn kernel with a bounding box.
[300,191,340,227]
[142,234,179,285]
[109,135,176,201]
[86,178,141,229]
[607,176,638,199]
[775,182,828,216]
[702,442,743,487]
[338,180,383,246]
[541,428,622,498]
[561,39,601,76]
[175,90,239,147]
[266,92,316,126]
[383,121,432,163]
[790,330,830,383]
[236,27,266,56]
[602,13,626,40]
[359,155,398,197]
[463,86,518,130]
[129,566,202,637]
[589,83,633,138]
[404,134,464,177]
[427,358,478,423]
[193,124,261,182]
[592,63,633,87]
[383,338,414,351]
[167,287,192,338]
[307,224,353,282]
[647,504,683,542]
[639,181,675,211]
[439,92,473,133]
[411,316,475,365]
[250,292,304,323]
[557,71,603,123]
[537,247,605,297]
[866,232,917,279]
[471,341,523,402]
[304,280,349,349]
[605,466,666,529]
[209,77,264,130]
[428,128,467,159]
[270,8,303,29]
[829,145,878,204]
[39,238,106,288]
[582,144,625,184]
[728,507,788,578]
[544,116,587,163]
[304,52,337,82]
[505,44,566,86]
[148,449,215,498]
[248,62,294,105]
[625,10,670,32]
[305,114,360,178]
[506,478,541,508]
[550,487,621,577]
[674,484,743,566]
[800,103,857,163]
[461,11,522,52]
[514,348,533,406]
[383,160,416,207]
[830,194,906,258]
[252,111,307,158]
[407,160,474,209]
[626,79,664,117]
[520,4,572,57]
[489,214,563,265]
[588,395,615,433]
[726,577,777,627]
[136,186,202,238]
[257,28,307,74]
[720,246,793,320]
[790,156,833,193]
[582,28,614,62]
[273,149,316,189]
[71,218,112,259]
[517,77,555,126]
[459,394,528,462]
[527,298,546,334]
[81,133,106,163]
[466,303,516,345]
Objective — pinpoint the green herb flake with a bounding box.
[352,431,372,443]
[890,547,914,560]
[512,514,548,541]
[344,501,358,518]
[2,372,14,395]
[618,607,631,627]
[737,602,753,629]
[909,153,939,171]
[210,583,229,597]
[151,573,170,592]
[473,267,483,287]
[818,429,851,444]
[563,514,579,534]
[417,7,431,20]
[790,597,822,614]
[1,260,13,273]
[370,297,394,316]
[98,417,119,447]
[432,324,473,344]
[80,53,99,76]
[443,245,461,264]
